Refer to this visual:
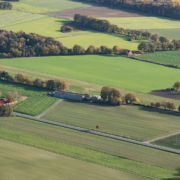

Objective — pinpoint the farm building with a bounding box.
[53,91,85,101]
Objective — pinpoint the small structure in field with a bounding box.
[128,50,133,56]
[89,95,101,100]
[52,91,85,101]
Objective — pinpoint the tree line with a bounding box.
[151,101,177,111]
[78,0,180,20]
[0,70,69,91]
[0,30,131,58]
[100,86,139,105]
[0,1,12,9]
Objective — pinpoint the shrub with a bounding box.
[178,106,180,112]
[96,125,100,129]
[151,102,155,107]
[64,26,73,32]
[155,102,161,108]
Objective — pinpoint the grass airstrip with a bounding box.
[1,55,180,93]
[43,100,180,141]
[0,117,178,180]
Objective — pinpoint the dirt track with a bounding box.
[149,90,180,101]
[45,5,150,19]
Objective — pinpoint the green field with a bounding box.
[1,139,149,180]
[4,17,93,38]
[137,51,180,67]
[18,0,91,11]
[1,55,180,93]
[1,116,180,171]
[0,10,45,28]
[58,32,146,49]
[0,80,59,116]
[43,100,180,141]
[153,134,180,151]
[0,125,177,180]
[1,63,180,106]
[11,2,55,13]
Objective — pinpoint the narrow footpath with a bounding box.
[12,112,180,155]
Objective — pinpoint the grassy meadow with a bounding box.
[1,139,149,180]
[1,55,180,93]
[0,126,177,180]
[4,17,93,38]
[1,63,180,106]
[18,0,91,11]
[0,80,59,116]
[137,51,180,67]
[153,134,180,150]
[0,10,45,28]
[43,100,180,141]
[1,116,180,171]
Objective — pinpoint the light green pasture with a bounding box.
[1,55,180,93]
[4,17,93,37]
[0,139,148,180]
[0,10,45,28]
[19,0,92,10]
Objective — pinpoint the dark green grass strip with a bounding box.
[0,127,177,180]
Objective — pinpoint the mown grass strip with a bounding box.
[0,127,177,180]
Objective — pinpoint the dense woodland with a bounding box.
[0,70,69,91]
[0,30,131,58]
[80,0,180,20]
[0,1,12,9]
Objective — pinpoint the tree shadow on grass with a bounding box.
[137,105,180,117]
[162,168,180,180]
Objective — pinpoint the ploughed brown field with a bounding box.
[45,5,150,19]
[149,90,180,100]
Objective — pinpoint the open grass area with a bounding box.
[137,51,180,67]
[153,134,180,151]
[0,139,149,180]
[19,0,92,11]
[43,100,180,141]
[11,2,55,13]
[1,63,180,106]
[1,55,180,93]
[106,17,180,30]
[0,10,45,28]
[0,126,177,180]
[58,32,146,49]
[4,17,93,38]
[0,80,59,116]
[1,116,180,171]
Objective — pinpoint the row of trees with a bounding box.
[0,2,12,9]
[100,86,139,105]
[0,71,69,91]
[79,0,180,20]
[0,30,130,58]
[151,101,177,111]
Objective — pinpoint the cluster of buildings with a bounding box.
[48,91,101,101]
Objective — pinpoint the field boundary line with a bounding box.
[55,32,97,39]
[12,112,180,155]
[36,99,63,118]
[145,132,180,143]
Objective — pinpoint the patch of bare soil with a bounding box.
[45,5,150,19]
[61,22,86,32]
[149,90,180,101]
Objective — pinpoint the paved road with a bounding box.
[145,131,180,143]
[36,99,63,119]
[12,112,180,155]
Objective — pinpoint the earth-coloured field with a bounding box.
[45,5,149,19]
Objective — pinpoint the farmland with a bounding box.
[0,80,59,116]
[137,51,180,67]
[1,139,148,180]
[0,55,180,93]
[153,134,180,150]
[4,17,93,38]
[0,116,180,171]
[43,100,180,141]
[0,10,45,28]
[0,126,177,180]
